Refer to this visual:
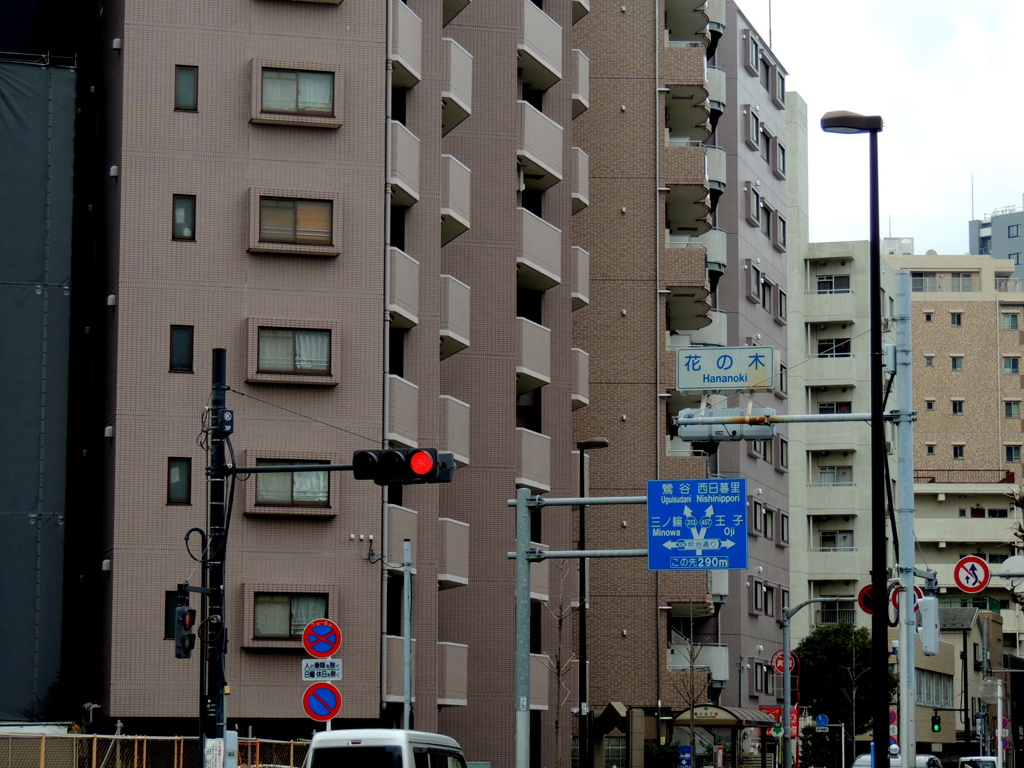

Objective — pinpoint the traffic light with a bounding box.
[931,713,941,733]
[673,408,777,442]
[918,596,940,656]
[174,587,197,660]
[352,448,456,485]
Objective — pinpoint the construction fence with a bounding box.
[0,735,309,768]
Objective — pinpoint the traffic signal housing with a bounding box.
[931,713,941,733]
[174,587,197,659]
[352,448,456,486]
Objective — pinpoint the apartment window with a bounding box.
[761,203,772,238]
[777,437,789,471]
[255,459,329,506]
[926,444,935,455]
[780,514,789,544]
[817,275,851,294]
[1010,224,1020,238]
[924,312,933,322]
[1012,253,1022,265]
[745,109,761,150]
[1007,445,1022,463]
[773,211,787,251]
[747,263,763,301]
[950,312,962,327]
[820,530,854,551]
[1003,313,1019,330]
[925,400,934,410]
[746,35,761,75]
[170,325,194,372]
[953,445,965,460]
[750,500,764,533]
[818,401,852,414]
[818,338,851,358]
[989,509,1009,519]
[777,363,788,395]
[951,400,964,415]
[761,280,773,313]
[753,579,764,610]
[759,58,771,92]
[1005,401,1021,419]
[253,592,327,638]
[760,127,772,162]
[772,138,787,178]
[746,185,762,226]
[911,272,938,292]
[951,356,964,371]
[764,585,776,617]
[173,195,196,241]
[774,70,786,106]
[167,458,191,504]
[775,290,788,324]
[764,508,774,540]
[761,439,773,465]
[175,65,198,111]
[262,68,334,116]
[257,327,330,374]
[259,197,332,245]
[818,465,853,486]
[1005,357,1020,375]
[924,356,934,367]
[604,737,627,768]
[950,272,973,292]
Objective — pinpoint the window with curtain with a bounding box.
[168,458,191,504]
[173,195,195,240]
[259,197,332,245]
[255,460,329,506]
[262,68,334,115]
[257,327,330,374]
[254,592,327,638]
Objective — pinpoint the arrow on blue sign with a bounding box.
[647,479,748,571]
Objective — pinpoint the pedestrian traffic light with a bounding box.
[174,587,197,660]
[931,713,941,733]
[352,448,456,485]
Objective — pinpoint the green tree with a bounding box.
[794,622,896,762]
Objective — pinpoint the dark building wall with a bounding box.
[0,60,76,720]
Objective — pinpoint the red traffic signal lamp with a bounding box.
[352,448,455,486]
[174,586,197,659]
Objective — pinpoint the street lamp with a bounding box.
[577,437,609,768]
[820,110,887,768]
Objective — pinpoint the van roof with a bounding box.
[309,729,462,750]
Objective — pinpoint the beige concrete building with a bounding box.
[572,0,801,758]
[86,0,592,763]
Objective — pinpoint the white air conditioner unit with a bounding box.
[937,492,946,501]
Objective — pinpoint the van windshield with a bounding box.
[311,746,402,768]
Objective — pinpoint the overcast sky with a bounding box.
[739,0,1024,255]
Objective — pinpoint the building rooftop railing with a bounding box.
[914,469,1015,484]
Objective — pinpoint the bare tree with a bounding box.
[541,559,581,768]
[668,618,714,764]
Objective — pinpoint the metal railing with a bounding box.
[914,469,1016,484]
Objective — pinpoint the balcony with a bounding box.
[813,607,858,627]
[387,374,419,448]
[438,642,469,705]
[388,247,419,329]
[914,469,1016,484]
[688,308,727,346]
[570,48,590,118]
[441,154,471,245]
[390,0,422,87]
[570,347,589,410]
[530,542,549,600]
[517,427,551,492]
[518,101,563,191]
[516,317,551,393]
[802,422,857,452]
[572,0,590,24]
[568,245,589,310]
[442,37,473,135]
[519,0,562,92]
[443,0,470,26]
[439,394,470,466]
[668,639,730,683]
[530,653,550,709]
[662,145,711,238]
[662,243,711,332]
[387,503,418,564]
[662,44,710,144]
[384,634,415,701]
[706,65,726,124]
[438,516,470,588]
[801,353,860,388]
[440,274,471,359]
[805,548,863,580]
[571,147,589,213]
[518,207,562,290]
[803,289,855,322]
[665,0,709,44]
[706,145,726,210]
[390,120,420,206]
[706,0,725,53]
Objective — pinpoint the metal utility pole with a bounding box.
[203,349,232,750]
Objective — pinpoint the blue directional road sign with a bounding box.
[647,478,748,571]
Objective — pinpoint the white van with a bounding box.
[303,729,468,768]
[852,754,943,768]
[958,757,997,768]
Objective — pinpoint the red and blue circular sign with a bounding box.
[858,584,876,614]
[303,619,343,659]
[303,682,342,721]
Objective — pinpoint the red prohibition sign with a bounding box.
[303,619,343,658]
[303,682,343,721]
[954,555,990,594]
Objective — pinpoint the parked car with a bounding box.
[852,754,944,768]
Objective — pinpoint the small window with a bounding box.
[257,327,331,374]
[773,211,787,251]
[775,290,788,324]
[1007,445,1022,463]
[253,592,327,639]
[1005,357,1020,375]
[746,185,762,226]
[924,312,933,322]
[759,58,771,91]
[173,195,196,241]
[950,312,962,327]
[951,356,964,371]
[1005,401,1021,419]
[924,355,934,367]
[953,445,965,460]
[952,400,964,415]
[761,280,773,313]
[262,68,334,116]
[260,197,332,245]
[753,579,764,610]
[926,444,935,455]
[761,203,772,237]
[750,500,763,533]
[170,325,194,372]
[772,138,786,178]
[255,459,329,506]
[776,363,788,396]
[1010,224,1020,238]
[760,127,772,162]
[925,400,935,410]
[168,458,192,504]
[764,585,776,617]
[747,263,763,301]
[779,513,789,544]
[175,65,198,111]
[764,508,774,540]
[1004,313,1019,330]
[745,108,761,150]
[1012,253,1022,265]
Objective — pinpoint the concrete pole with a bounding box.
[403,539,412,729]
[515,488,532,768]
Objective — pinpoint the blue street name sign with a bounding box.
[647,478,748,571]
